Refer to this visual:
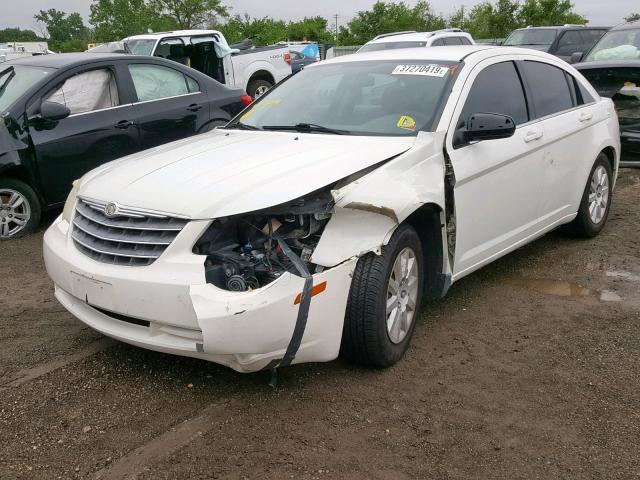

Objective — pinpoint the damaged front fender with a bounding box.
[312,131,448,268]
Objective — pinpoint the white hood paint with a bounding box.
[80,130,416,219]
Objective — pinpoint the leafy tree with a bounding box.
[148,0,228,29]
[625,13,640,22]
[90,0,178,41]
[517,0,584,27]
[287,17,333,43]
[0,28,43,43]
[464,0,520,39]
[340,1,446,45]
[218,15,287,45]
[34,9,90,51]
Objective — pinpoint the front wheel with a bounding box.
[342,224,424,367]
[564,153,613,237]
[0,178,41,239]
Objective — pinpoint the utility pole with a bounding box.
[334,14,339,41]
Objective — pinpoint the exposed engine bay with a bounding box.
[193,189,334,291]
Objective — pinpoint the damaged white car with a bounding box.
[44,46,620,373]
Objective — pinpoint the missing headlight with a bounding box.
[193,189,334,291]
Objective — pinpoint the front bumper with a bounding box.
[44,216,356,372]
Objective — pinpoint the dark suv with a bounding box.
[503,25,609,62]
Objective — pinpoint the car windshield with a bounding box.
[231,60,457,136]
[0,65,53,113]
[359,41,428,52]
[126,39,156,56]
[584,28,640,61]
[504,29,557,46]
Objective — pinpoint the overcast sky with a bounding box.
[1,0,631,32]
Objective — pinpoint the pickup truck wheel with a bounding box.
[247,80,272,99]
[0,179,41,240]
[342,224,423,367]
[564,153,613,238]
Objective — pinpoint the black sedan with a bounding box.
[0,53,251,238]
[574,21,640,166]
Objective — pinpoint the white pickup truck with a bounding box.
[123,30,292,98]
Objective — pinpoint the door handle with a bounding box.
[115,120,135,129]
[579,112,593,122]
[523,131,543,143]
[187,104,202,112]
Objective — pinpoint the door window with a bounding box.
[155,38,185,58]
[460,61,529,126]
[45,68,119,115]
[431,39,445,46]
[556,31,584,56]
[521,61,574,118]
[128,64,197,102]
[444,37,463,46]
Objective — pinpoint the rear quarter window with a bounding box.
[521,61,575,118]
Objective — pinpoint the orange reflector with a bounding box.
[294,281,327,305]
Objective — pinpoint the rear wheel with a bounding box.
[247,79,272,99]
[342,224,423,367]
[0,179,41,239]
[564,153,613,237]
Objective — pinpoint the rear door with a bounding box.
[125,61,210,149]
[27,63,139,205]
[446,60,546,278]
[518,60,599,222]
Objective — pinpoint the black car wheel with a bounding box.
[0,179,41,239]
[247,79,272,99]
[342,224,424,367]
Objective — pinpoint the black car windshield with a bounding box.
[359,41,428,52]
[584,28,640,61]
[504,29,557,46]
[126,39,156,56]
[0,65,53,113]
[232,60,458,136]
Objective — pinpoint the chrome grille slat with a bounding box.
[72,199,188,266]
[75,200,187,231]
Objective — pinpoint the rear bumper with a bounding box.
[44,216,356,372]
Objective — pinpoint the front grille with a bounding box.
[71,198,188,266]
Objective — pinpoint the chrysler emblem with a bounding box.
[104,202,118,217]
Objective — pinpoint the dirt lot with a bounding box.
[1,170,639,480]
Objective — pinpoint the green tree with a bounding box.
[148,0,228,29]
[0,28,43,43]
[517,0,584,27]
[464,0,520,39]
[625,13,640,22]
[287,17,333,43]
[34,9,90,51]
[218,15,287,45]
[340,1,446,45]
[90,0,177,41]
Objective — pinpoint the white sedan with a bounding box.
[44,46,620,373]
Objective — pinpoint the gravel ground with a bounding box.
[1,169,639,480]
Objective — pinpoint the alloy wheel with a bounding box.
[588,165,609,225]
[0,189,31,238]
[386,247,419,344]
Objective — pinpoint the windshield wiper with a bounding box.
[0,67,15,97]
[225,121,263,131]
[262,123,350,135]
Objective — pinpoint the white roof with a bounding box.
[320,45,563,65]
[126,30,221,41]
[366,31,472,44]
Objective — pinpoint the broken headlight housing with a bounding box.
[193,189,334,291]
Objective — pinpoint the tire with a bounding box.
[247,79,272,99]
[564,153,613,238]
[342,224,424,367]
[0,178,41,240]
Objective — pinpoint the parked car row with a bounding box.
[41,45,620,373]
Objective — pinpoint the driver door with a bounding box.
[446,59,546,278]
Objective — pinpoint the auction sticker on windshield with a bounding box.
[392,64,449,77]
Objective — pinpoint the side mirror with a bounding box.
[463,113,516,144]
[40,101,71,121]
[569,51,583,64]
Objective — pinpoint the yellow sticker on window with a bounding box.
[397,115,416,130]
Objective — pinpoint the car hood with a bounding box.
[575,59,640,70]
[79,130,417,219]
